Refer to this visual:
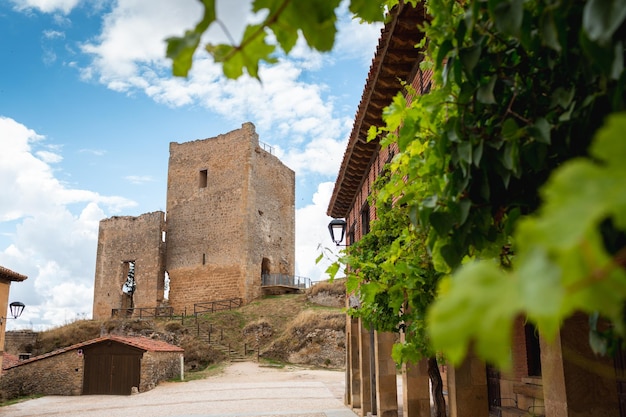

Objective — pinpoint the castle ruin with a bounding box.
[92,123,295,319]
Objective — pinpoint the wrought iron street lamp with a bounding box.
[1,301,25,325]
[328,218,347,246]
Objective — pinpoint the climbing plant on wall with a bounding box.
[170,0,626,370]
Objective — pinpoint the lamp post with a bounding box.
[327,218,377,415]
[328,218,347,246]
[1,301,25,325]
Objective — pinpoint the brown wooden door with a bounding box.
[83,343,142,395]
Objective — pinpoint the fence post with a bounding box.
[196,319,200,337]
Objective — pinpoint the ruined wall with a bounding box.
[93,123,295,317]
[165,122,294,313]
[245,143,295,301]
[4,330,38,355]
[92,211,166,320]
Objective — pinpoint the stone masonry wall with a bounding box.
[0,349,83,400]
[4,330,38,355]
[165,122,294,310]
[166,265,242,315]
[93,211,166,320]
[245,140,295,301]
[140,351,183,392]
[93,123,295,317]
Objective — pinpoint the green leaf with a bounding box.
[583,0,626,45]
[349,0,385,23]
[457,141,472,164]
[488,0,524,37]
[516,248,564,338]
[166,0,216,77]
[430,211,455,236]
[315,252,324,264]
[530,118,551,144]
[473,141,484,166]
[428,262,519,369]
[540,10,561,52]
[209,24,277,79]
[459,44,482,75]
[166,31,202,77]
[477,75,497,104]
[437,40,454,68]
[325,262,341,279]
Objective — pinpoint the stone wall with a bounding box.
[4,330,37,355]
[93,123,295,318]
[245,137,295,302]
[0,349,84,400]
[93,211,166,320]
[165,122,295,310]
[166,265,243,315]
[140,351,183,392]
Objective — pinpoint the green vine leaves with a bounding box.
[429,113,626,369]
[166,0,395,79]
[375,0,626,367]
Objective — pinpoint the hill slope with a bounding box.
[7,281,347,373]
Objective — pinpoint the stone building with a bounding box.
[93,123,295,319]
[0,266,27,371]
[0,335,183,399]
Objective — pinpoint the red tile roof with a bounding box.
[0,266,27,282]
[2,353,20,371]
[327,2,427,218]
[3,335,183,370]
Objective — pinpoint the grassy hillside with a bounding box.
[13,280,347,373]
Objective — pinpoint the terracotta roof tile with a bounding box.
[0,266,27,282]
[2,353,20,371]
[3,335,183,370]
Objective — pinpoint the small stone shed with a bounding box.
[0,335,183,399]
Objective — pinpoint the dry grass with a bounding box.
[307,279,346,298]
[30,320,102,356]
[16,292,345,373]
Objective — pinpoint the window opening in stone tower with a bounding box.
[199,169,208,188]
[261,258,271,283]
[164,271,170,300]
[121,261,136,314]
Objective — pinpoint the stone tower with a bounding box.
[92,123,295,319]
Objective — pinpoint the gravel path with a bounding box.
[2,362,356,417]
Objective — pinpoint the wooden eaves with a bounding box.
[327,2,426,219]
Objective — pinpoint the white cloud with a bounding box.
[0,117,135,330]
[295,182,344,283]
[35,150,63,163]
[125,175,154,184]
[43,29,65,39]
[10,0,82,14]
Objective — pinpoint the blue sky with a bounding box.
[0,0,381,329]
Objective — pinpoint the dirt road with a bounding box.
[2,362,356,417]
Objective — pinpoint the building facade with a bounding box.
[0,266,27,371]
[328,3,623,417]
[93,123,295,319]
[0,335,183,399]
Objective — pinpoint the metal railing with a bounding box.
[261,274,311,289]
[111,306,174,319]
[259,141,274,155]
[193,297,243,315]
